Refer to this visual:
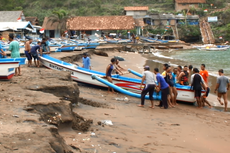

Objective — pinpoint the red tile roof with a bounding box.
[124,6,149,11]
[175,0,206,3]
[134,19,145,27]
[67,16,135,30]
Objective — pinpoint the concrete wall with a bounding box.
[126,10,147,16]
[175,3,199,11]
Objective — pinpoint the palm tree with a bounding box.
[48,9,72,36]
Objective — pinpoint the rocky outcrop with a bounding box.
[0,68,91,153]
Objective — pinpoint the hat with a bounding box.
[144,66,150,70]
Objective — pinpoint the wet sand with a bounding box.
[54,51,230,153]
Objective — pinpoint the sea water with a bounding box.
[143,49,230,101]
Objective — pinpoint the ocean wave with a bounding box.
[152,52,173,59]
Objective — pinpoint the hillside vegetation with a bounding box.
[0,0,174,24]
[1,0,230,41]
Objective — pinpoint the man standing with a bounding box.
[199,64,211,107]
[200,64,209,84]
[82,53,91,70]
[154,68,169,109]
[139,66,156,108]
[191,68,203,108]
[25,38,33,67]
[214,69,230,112]
[9,33,21,76]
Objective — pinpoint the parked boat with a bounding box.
[0,61,19,80]
[40,55,201,102]
[206,47,229,51]
[128,69,204,103]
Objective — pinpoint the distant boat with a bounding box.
[206,47,229,51]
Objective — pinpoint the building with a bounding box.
[42,17,60,38]
[175,0,206,12]
[124,6,148,17]
[144,14,176,26]
[144,13,199,26]
[25,17,39,25]
[0,11,25,22]
[67,16,135,37]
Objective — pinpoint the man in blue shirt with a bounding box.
[0,43,6,58]
[154,68,169,109]
[30,41,42,67]
[82,53,91,69]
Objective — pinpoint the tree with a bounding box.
[48,9,72,35]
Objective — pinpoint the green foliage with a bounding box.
[0,0,175,25]
[178,25,200,37]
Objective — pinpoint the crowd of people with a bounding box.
[0,34,51,76]
[139,63,230,111]
[81,55,229,111]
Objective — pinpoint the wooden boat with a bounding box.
[0,61,19,80]
[40,55,201,102]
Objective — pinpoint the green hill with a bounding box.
[0,0,174,24]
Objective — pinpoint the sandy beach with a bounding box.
[0,50,230,153]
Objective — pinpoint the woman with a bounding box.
[165,66,175,107]
[162,63,169,78]
[106,58,121,93]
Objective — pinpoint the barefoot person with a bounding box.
[191,68,204,108]
[172,68,178,105]
[30,41,42,67]
[139,66,156,108]
[199,64,211,107]
[214,69,230,112]
[106,58,121,93]
[9,33,21,76]
[25,38,33,67]
[165,66,175,107]
[154,68,169,109]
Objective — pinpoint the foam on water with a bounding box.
[152,52,173,59]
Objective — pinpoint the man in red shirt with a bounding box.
[200,64,211,107]
[200,64,209,84]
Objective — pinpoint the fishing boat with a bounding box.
[40,55,201,102]
[206,47,229,51]
[0,61,19,80]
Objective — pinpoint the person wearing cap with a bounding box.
[214,69,230,112]
[139,66,156,108]
[82,53,91,70]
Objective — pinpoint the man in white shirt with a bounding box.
[139,66,156,108]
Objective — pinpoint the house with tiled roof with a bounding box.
[175,0,206,11]
[124,6,149,17]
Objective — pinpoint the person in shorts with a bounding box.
[30,41,42,67]
[191,68,203,108]
[214,69,230,112]
[25,38,33,67]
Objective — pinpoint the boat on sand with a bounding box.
[40,54,203,103]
